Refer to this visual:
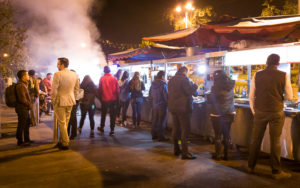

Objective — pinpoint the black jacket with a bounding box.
[208,78,235,115]
[255,66,285,112]
[80,81,97,107]
[16,80,31,110]
[130,81,145,99]
[168,72,198,114]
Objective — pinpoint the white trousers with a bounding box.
[53,106,72,146]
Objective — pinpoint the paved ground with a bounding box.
[1,104,300,188]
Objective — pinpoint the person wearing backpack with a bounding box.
[149,71,169,141]
[15,70,32,146]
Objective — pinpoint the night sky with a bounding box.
[92,0,285,45]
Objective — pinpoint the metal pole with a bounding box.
[298,0,300,14]
[150,60,153,83]
[247,65,251,96]
[164,61,167,80]
[185,11,188,28]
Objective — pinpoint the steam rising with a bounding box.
[15,0,106,82]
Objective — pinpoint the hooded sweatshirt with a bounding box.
[149,79,168,110]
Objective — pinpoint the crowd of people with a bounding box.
[11,53,293,179]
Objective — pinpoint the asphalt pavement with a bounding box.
[1,104,300,188]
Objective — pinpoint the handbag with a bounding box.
[76,89,84,100]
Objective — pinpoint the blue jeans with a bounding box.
[120,99,130,122]
[131,97,143,126]
[151,108,167,139]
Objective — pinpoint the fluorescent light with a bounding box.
[225,44,300,66]
[197,65,206,74]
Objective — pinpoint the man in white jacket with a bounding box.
[51,57,79,150]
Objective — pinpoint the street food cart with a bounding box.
[224,42,300,160]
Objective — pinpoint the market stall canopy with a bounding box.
[143,15,300,47]
[108,44,186,61]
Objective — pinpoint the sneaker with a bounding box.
[174,149,181,156]
[182,153,196,160]
[158,137,169,142]
[17,141,23,146]
[97,127,104,133]
[245,166,255,174]
[53,142,62,148]
[90,131,94,138]
[212,154,222,161]
[272,171,292,180]
[59,146,69,150]
[22,142,31,146]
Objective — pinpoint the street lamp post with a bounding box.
[175,2,194,29]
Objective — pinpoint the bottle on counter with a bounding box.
[242,87,247,98]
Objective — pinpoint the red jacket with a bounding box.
[43,78,52,95]
[99,73,119,102]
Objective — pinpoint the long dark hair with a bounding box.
[213,70,234,91]
[115,69,123,80]
[121,71,129,81]
[80,75,94,89]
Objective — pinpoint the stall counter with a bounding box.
[231,103,300,160]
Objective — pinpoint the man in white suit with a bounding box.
[51,57,79,150]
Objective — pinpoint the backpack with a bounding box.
[5,83,17,107]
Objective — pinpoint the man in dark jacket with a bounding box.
[168,66,198,160]
[15,70,32,146]
[149,71,168,141]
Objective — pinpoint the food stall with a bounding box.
[108,44,186,123]
[142,15,300,160]
[110,47,227,138]
[224,42,300,160]
[118,61,153,122]
[152,50,227,139]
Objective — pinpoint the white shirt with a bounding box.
[249,71,293,114]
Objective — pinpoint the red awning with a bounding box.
[143,15,300,47]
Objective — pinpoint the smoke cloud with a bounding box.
[14,0,106,82]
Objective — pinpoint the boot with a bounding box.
[213,140,222,160]
[223,140,230,160]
